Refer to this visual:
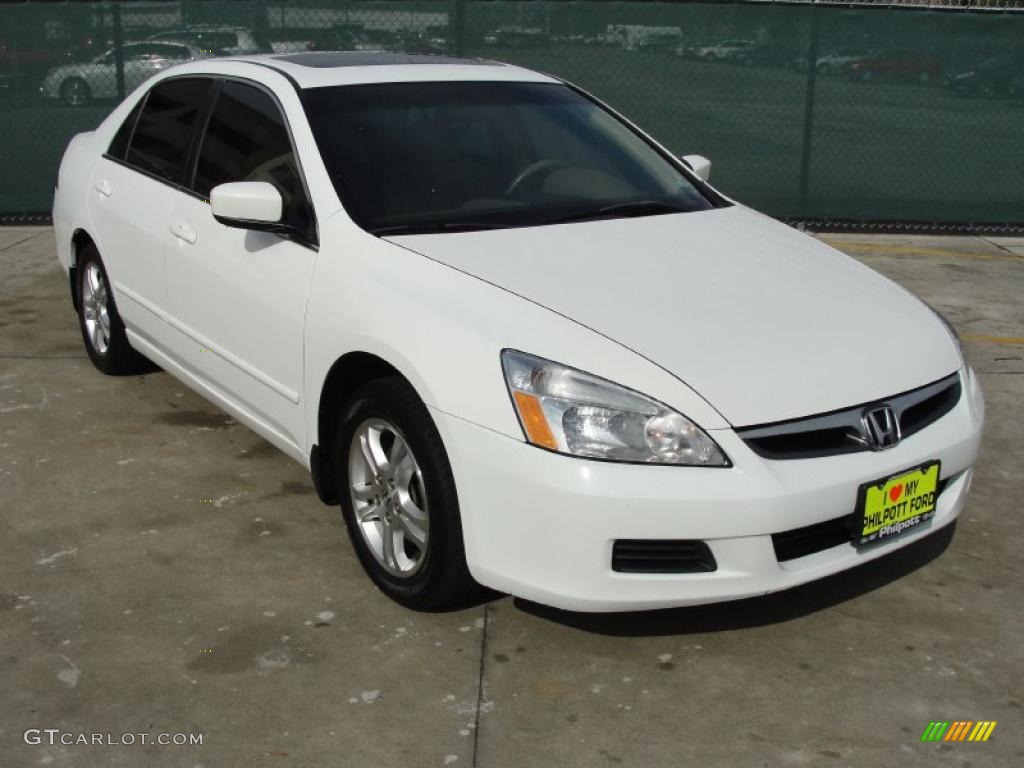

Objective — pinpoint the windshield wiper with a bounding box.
[372,221,511,236]
[545,200,689,226]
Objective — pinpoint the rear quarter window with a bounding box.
[107,97,145,160]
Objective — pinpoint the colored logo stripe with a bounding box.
[921,721,996,742]
[945,721,973,741]
[969,722,997,742]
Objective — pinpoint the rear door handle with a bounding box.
[170,222,197,245]
[93,178,112,198]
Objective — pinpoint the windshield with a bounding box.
[302,81,719,235]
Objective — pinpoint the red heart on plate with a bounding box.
[889,484,903,503]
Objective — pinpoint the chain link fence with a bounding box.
[1,0,1022,228]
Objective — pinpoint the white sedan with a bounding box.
[52,52,983,612]
[40,41,213,106]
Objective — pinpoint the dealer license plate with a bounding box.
[856,461,941,546]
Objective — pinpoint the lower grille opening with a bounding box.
[773,477,953,562]
[772,515,856,562]
[612,540,717,573]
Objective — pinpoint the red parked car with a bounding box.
[847,50,942,84]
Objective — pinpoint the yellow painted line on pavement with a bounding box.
[962,333,1024,346]
[822,240,1021,262]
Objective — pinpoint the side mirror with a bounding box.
[211,181,283,232]
[681,154,712,182]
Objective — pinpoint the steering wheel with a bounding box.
[505,159,569,197]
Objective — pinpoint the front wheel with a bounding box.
[60,77,91,106]
[335,376,481,611]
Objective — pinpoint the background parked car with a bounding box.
[847,50,942,83]
[0,36,79,96]
[40,41,215,105]
[633,31,682,54]
[815,47,875,75]
[736,42,803,70]
[692,39,755,63]
[147,25,272,56]
[945,53,1024,97]
[481,27,550,49]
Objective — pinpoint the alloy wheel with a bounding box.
[81,262,111,355]
[348,418,430,578]
[62,79,89,106]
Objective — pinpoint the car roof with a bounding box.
[227,51,559,88]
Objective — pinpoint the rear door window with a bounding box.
[125,78,213,184]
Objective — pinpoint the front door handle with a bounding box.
[94,178,112,198]
[170,222,197,245]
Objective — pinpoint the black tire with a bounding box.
[334,376,481,611]
[76,245,150,375]
[60,77,91,107]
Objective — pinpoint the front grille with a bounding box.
[612,540,717,574]
[772,477,953,562]
[737,373,961,461]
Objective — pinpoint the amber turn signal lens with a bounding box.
[512,391,558,450]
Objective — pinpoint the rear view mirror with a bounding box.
[681,154,712,182]
[211,182,283,231]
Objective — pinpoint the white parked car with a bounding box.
[40,41,213,106]
[145,25,272,57]
[53,52,984,612]
[146,26,274,57]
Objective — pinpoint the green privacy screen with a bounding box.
[1,1,1022,225]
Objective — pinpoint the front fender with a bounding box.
[303,219,729,456]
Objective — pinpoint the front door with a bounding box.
[164,79,318,451]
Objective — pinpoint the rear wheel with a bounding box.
[335,376,480,611]
[76,245,149,375]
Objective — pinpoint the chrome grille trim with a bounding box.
[737,372,961,460]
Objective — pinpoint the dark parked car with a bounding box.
[0,37,75,95]
[737,42,804,70]
[946,54,1024,97]
[847,50,942,83]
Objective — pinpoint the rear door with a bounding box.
[164,79,318,451]
[88,77,213,345]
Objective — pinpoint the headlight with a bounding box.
[501,350,728,466]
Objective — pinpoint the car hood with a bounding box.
[389,205,960,426]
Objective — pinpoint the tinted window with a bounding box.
[126,78,212,183]
[303,81,716,234]
[194,81,311,237]
[108,97,145,159]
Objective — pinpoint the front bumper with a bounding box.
[434,367,984,612]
